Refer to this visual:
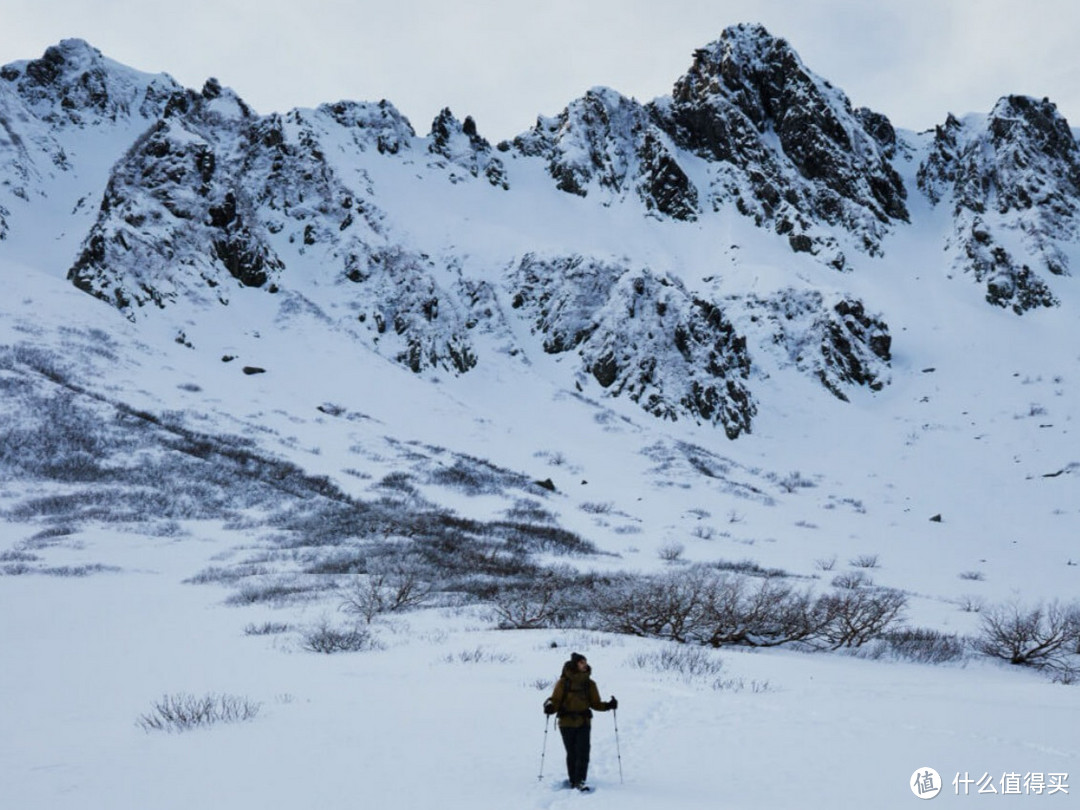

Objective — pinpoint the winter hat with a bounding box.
[570,652,586,664]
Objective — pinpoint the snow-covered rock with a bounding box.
[918,95,1080,312]
[3,24,1080,434]
[504,87,698,220]
[655,23,907,264]
[510,253,755,436]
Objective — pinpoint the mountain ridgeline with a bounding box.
[1,24,1077,439]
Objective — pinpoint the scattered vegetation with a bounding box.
[442,647,515,665]
[4,343,1076,685]
[137,693,261,733]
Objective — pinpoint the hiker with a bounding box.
[543,652,617,791]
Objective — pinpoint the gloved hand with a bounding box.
[608,696,618,710]
[543,699,556,716]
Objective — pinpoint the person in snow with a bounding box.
[543,652,617,791]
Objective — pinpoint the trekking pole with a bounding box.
[613,708,624,784]
[538,714,550,781]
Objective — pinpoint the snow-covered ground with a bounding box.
[2,529,1077,810]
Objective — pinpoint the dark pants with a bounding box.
[560,724,591,786]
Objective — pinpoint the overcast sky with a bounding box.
[3,0,1080,141]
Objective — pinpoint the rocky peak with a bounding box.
[0,38,178,125]
[427,108,508,188]
[504,87,698,219]
[664,24,907,228]
[317,99,416,155]
[918,95,1080,312]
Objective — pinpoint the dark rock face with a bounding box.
[503,24,909,264]
[68,112,285,312]
[510,254,755,437]
[918,96,1080,312]
[654,24,907,257]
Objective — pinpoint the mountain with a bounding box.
[2,19,1077,584]
[2,23,1079,810]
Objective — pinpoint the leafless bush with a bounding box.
[301,618,378,654]
[244,622,290,636]
[629,645,724,681]
[338,557,434,623]
[593,567,828,649]
[778,471,816,493]
[859,628,969,664]
[849,554,880,569]
[488,569,584,629]
[658,542,685,562]
[815,555,838,572]
[444,647,514,664]
[137,693,261,732]
[831,571,873,590]
[225,579,322,606]
[958,594,985,613]
[593,568,714,643]
[975,600,1080,670]
[698,576,823,648]
[816,587,908,649]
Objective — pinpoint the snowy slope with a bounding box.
[1,23,1079,810]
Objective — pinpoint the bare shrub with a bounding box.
[975,600,1080,669]
[244,622,290,636]
[225,579,321,606]
[778,471,816,493]
[831,571,873,590]
[444,647,514,664]
[629,645,724,681]
[593,568,714,643]
[698,576,823,648]
[817,587,908,649]
[849,554,880,569]
[815,555,837,572]
[593,567,825,649]
[658,542,685,563]
[860,628,969,664]
[338,556,434,623]
[137,693,261,733]
[302,619,378,654]
[958,594,985,613]
[489,569,583,629]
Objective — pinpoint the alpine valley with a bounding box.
[1,24,1078,810]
